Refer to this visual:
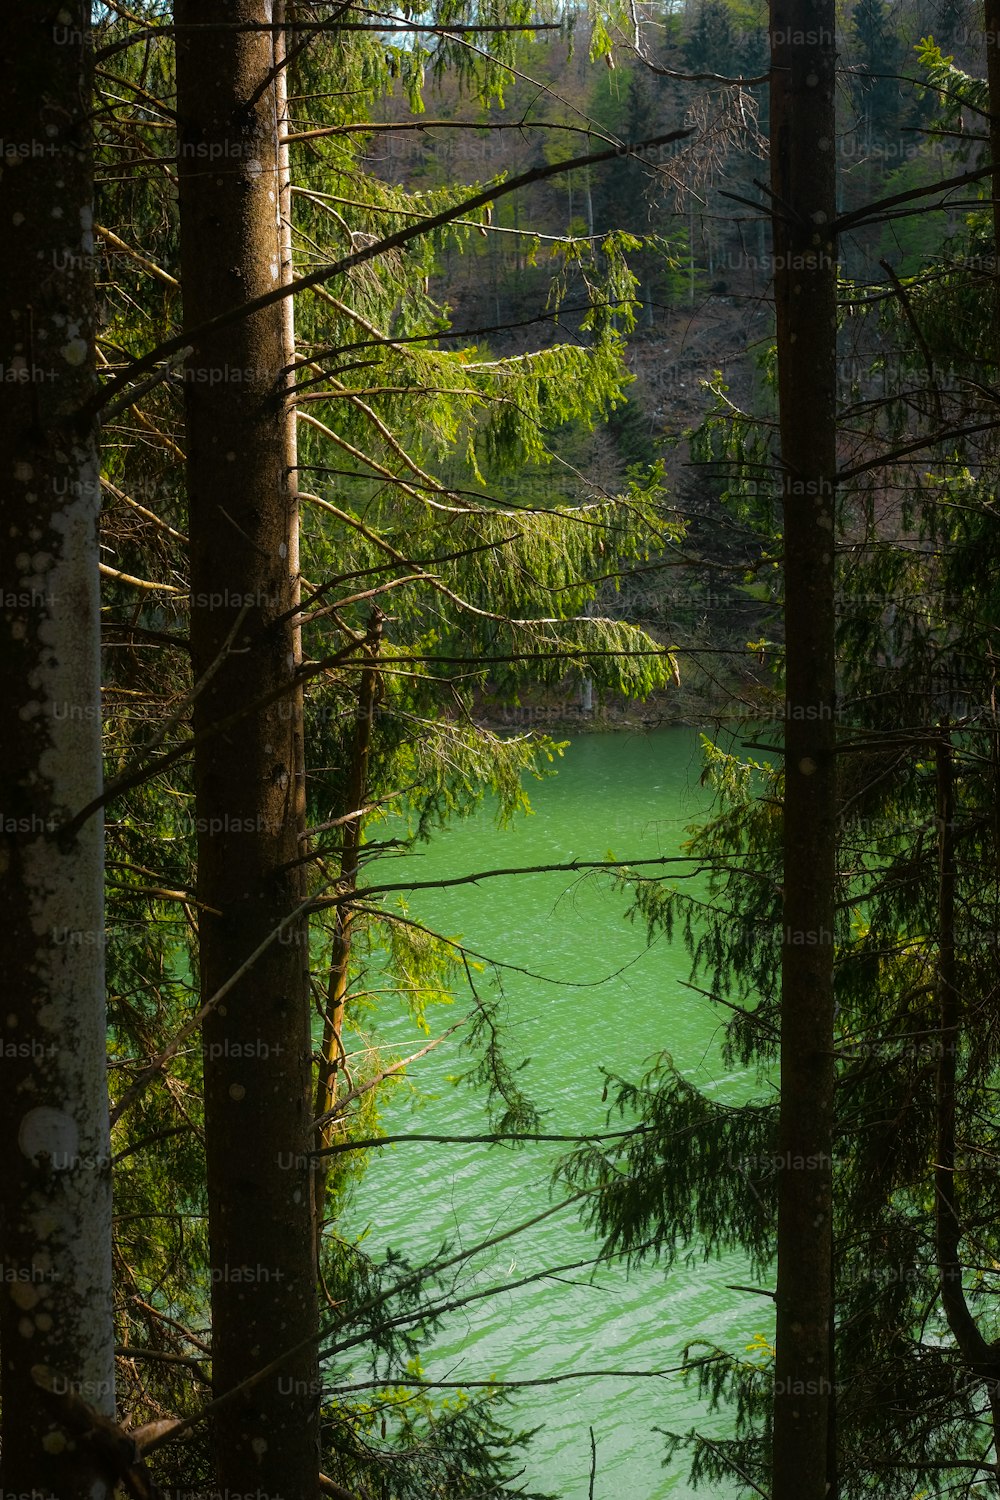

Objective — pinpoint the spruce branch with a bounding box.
[84,127,695,420]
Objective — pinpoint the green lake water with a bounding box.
[341,726,772,1498]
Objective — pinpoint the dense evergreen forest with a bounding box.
[4,0,1000,1495]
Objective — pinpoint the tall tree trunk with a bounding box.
[769,1,838,1495]
[0,6,116,1494]
[175,3,319,1493]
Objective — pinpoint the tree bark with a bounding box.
[175,2,319,1492]
[769,1,838,1495]
[0,5,116,1494]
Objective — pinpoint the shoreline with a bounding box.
[474,682,774,738]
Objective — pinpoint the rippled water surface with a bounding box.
[341,727,770,1498]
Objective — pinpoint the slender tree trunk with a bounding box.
[933,734,1000,1482]
[934,734,965,1345]
[985,0,1000,355]
[314,610,383,1226]
[276,0,302,807]
[0,6,116,1494]
[175,3,319,1492]
[769,1,838,1495]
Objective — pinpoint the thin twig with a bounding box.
[308,853,709,911]
[314,1125,652,1157]
[313,1019,469,1130]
